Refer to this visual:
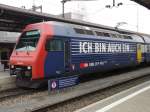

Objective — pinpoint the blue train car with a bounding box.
[10,21,150,88]
[44,22,145,75]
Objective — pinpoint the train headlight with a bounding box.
[11,65,14,69]
[27,66,31,70]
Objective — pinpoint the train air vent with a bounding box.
[111,34,118,38]
[95,31,104,36]
[123,35,132,39]
[103,33,110,37]
[84,30,94,35]
[118,35,123,38]
[74,28,85,34]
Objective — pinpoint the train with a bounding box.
[9,21,150,88]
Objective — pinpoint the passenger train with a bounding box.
[9,21,150,88]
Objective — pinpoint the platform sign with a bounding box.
[48,75,79,92]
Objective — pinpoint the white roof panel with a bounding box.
[142,35,150,43]
[132,35,144,43]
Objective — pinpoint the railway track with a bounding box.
[40,75,150,112]
[0,88,44,102]
[0,66,150,112]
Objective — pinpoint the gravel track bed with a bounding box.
[0,90,47,106]
[0,88,38,101]
[0,67,149,110]
[0,67,136,106]
[46,75,150,112]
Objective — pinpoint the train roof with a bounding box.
[42,21,147,43]
[141,35,150,43]
[28,21,150,43]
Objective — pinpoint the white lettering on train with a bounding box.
[79,42,132,54]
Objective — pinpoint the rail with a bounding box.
[1,66,150,112]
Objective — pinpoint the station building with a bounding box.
[0,31,19,70]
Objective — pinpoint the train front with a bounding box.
[9,23,52,88]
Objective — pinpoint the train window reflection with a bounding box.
[46,39,64,51]
[15,30,40,51]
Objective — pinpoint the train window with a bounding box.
[95,31,104,37]
[147,45,150,52]
[46,39,64,51]
[74,28,85,34]
[16,30,40,51]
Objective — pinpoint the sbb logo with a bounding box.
[51,81,57,89]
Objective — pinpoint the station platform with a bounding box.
[75,80,150,112]
[0,71,16,91]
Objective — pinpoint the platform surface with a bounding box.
[75,79,150,112]
[0,71,16,91]
[0,71,10,78]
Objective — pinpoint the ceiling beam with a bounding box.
[131,0,150,9]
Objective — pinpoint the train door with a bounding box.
[137,44,142,63]
[64,40,70,72]
[45,38,65,77]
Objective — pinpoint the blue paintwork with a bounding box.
[44,36,141,78]
[44,51,64,78]
[145,53,150,62]
[43,22,150,78]
[69,38,138,74]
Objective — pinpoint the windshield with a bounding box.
[15,30,40,51]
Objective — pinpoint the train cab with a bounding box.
[10,22,53,81]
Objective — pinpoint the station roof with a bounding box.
[132,0,150,9]
[0,4,63,32]
[0,1,150,32]
[0,4,126,33]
